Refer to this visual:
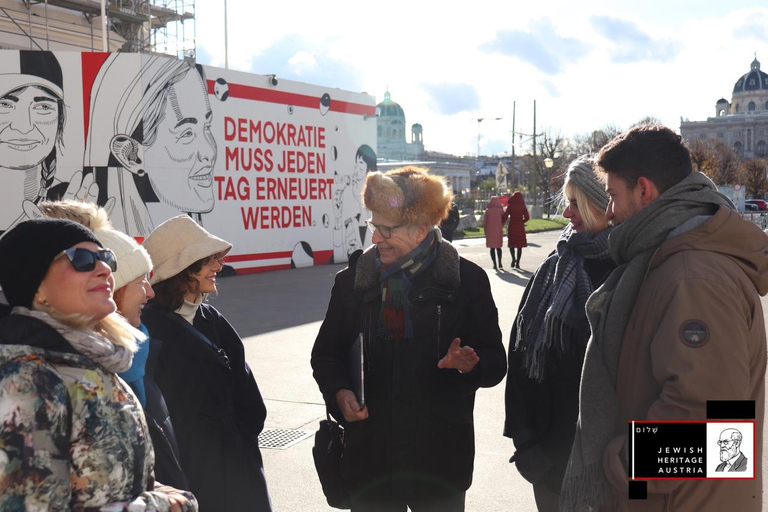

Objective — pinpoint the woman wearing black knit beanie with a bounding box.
[0,218,196,511]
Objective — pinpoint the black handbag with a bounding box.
[312,410,351,509]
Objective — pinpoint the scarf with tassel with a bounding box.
[514,224,612,382]
[376,229,440,341]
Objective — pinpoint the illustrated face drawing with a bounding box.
[144,69,217,213]
[718,430,741,462]
[0,86,59,170]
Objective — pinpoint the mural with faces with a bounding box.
[85,53,217,236]
[332,144,377,262]
[0,51,70,233]
[0,50,376,273]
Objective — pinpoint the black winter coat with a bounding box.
[142,302,271,512]
[311,243,506,503]
[143,336,188,491]
[504,254,615,493]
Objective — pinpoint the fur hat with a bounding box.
[362,166,452,226]
[143,216,232,285]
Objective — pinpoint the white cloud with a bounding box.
[195,1,768,155]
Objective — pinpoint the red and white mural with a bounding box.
[0,51,377,272]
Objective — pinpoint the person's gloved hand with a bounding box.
[512,443,554,484]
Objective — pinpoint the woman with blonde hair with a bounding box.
[504,156,615,511]
[0,218,195,510]
[36,199,189,490]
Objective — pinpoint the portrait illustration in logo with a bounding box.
[715,428,748,472]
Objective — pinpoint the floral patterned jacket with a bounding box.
[0,313,197,511]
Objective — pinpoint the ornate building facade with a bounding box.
[376,90,425,161]
[681,57,768,159]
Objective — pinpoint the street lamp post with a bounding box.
[476,117,502,158]
[544,157,554,217]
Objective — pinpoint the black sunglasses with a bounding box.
[61,248,117,272]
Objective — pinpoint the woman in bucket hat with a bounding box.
[141,215,272,512]
[311,166,506,511]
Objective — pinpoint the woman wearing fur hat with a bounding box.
[36,199,189,490]
[503,191,530,269]
[0,218,196,511]
[311,166,507,511]
[503,156,615,511]
[141,216,272,512]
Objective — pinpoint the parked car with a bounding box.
[745,199,768,210]
[744,203,760,212]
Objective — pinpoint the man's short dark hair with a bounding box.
[596,125,692,193]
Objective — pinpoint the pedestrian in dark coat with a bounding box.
[440,201,460,242]
[503,191,530,269]
[504,156,615,512]
[312,166,507,512]
[142,215,272,512]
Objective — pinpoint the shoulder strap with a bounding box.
[144,303,230,368]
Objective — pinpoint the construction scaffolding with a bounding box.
[0,0,194,58]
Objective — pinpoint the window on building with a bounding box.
[717,132,724,138]
[734,141,742,155]
[765,101,768,110]
[758,140,767,157]
[749,102,756,111]
[735,104,740,112]
[734,131,741,137]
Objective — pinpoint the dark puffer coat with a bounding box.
[311,242,506,504]
[142,302,271,512]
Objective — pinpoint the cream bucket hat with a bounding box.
[143,215,232,285]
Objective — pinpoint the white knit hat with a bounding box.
[94,227,153,290]
[143,215,232,285]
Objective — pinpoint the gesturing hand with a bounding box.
[335,389,368,422]
[437,338,479,374]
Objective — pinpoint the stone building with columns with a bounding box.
[376,89,425,161]
[680,57,768,159]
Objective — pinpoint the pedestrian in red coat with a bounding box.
[484,196,505,270]
[503,191,530,269]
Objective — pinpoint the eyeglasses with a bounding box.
[365,220,403,239]
[61,248,117,272]
[717,439,737,446]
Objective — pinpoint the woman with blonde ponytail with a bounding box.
[0,218,196,511]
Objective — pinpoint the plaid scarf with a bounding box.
[514,225,612,381]
[376,229,440,341]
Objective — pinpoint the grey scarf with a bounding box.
[559,172,733,511]
[12,307,134,374]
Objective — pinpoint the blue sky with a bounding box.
[194,1,768,156]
